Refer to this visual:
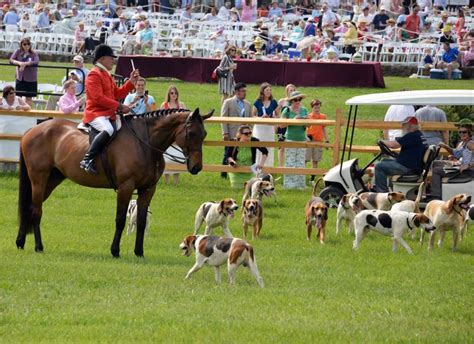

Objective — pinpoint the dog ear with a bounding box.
[445,197,455,215]
[341,194,348,204]
[323,206,328,220]
[218,200,225,214]
[413,214,421,227]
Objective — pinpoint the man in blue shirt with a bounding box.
[436,42,460,80]
[3,7,20,27]
[265,34,283,55]
[268,1,283,18]
[373,6,389,31]
[374,116,427,192]
[37,7,51,32]
[304,17,316,37]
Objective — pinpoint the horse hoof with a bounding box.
[35,247,44,253]
[134,250,144,258]
[16,239,25,249]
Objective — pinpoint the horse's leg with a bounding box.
[30,172,51,252]
[135,185,157,257]
[111,183,134,258]
[42,168,65,202]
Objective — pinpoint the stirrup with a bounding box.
[80,159,98,175]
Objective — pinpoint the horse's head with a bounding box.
[175,108,213,175]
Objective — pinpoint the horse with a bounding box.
[17,108,212,258]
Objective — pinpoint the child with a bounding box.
[306,99,329,182]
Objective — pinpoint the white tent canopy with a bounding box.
[346,90,474,106]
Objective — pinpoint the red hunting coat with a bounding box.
[83,67,135,124]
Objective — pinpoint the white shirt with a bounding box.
[357,13,374,24]
[322,10,337,27]
[384,105,415,141]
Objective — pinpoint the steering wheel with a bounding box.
[377,139,398,158]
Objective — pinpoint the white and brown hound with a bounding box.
[359,191,406,211]
[194,198,239,237]
[242,199,263,239]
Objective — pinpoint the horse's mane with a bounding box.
[123,108,191,122]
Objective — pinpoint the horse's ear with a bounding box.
[201,109,214,120]
[191,108,200,120]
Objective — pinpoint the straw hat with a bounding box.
[442,24,452,33]
[456,118,472,130]
[286,91,306,102]
[230,7,239,13]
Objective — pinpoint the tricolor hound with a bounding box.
[359,191,405,210]
[194,199,239,237]
[336,192,364,235]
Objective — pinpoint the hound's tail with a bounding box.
[312,178,324,197]
[245,243,264,288]
[193,204,205,235]
[414,182,425,213]
[17,148,33,247]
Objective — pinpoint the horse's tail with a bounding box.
[18,148,33,235]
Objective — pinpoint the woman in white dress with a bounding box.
[251,82,279,167]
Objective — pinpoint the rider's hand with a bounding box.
[129,69,140,83]
[121,104,131,113]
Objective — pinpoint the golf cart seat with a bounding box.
[391,145,439,183]
[443,174,473,184]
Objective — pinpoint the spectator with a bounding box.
[158,85,186,185]
[218,45,238,104]
[277,84,296,166]
[257,4,268,18]
[306,98,329,182]
[134,19,153,54]
[268,0,283,18]
[124,77,156,114]
[209,26,227,53]
[420,47,435,74]
[241,0,257,22]
[384,18,397,40]
[421,20,435,34]
[18,13,32,33]
[180,6,193,25]
[74,22,88,54]
[373,6,389,31]
[113,14,130,34]
[225,125,268,188]
[357,6,374,27]
[84,20,108,55]
[289,20,305,48]
[321,3,337,28]
[9,37,39,107]
[58,80,86,113]
[462,40,474,67]
[383,92,415,140]
[63,55,89,95]
[218,2,231,20]
[230,7,241,22]
[304,17,316,37]
[397,21,411,41]
[319,38,339,59]
[375,117,427,192]
[436,41,460,80]
[280,91,309,189]
[455,9,465,43]
[265,34,284,55]
[252,82,279,167]
[37,7,51,32]
[414,105,448,145]
[3,6,19,31]
[405,5,420,38]
[0,86,31,111]
[437,11,448,32]
[160,85,185,110]
[439,24,455,44]
[221,82,252,178]
[343,21,358,54]
[53,3,63,22]
[202,7,219,21]
[429,120,473,200]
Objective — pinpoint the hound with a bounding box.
[423,194,471,251]
[242,199,263,239]
[126,199,151,236]
[242,174,276,205]
[391,182,424,239]
[353,210,436,254]
[359,191,406,210]
[179,235,264,288]
[336,192,364,235]
[194,199,239,237]
[305,179,329,243]
[462,204,474,241]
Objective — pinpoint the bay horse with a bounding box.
[17,108,212,258]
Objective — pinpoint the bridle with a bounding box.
[121,109,202,165]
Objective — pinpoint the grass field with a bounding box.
[1,61,473,342]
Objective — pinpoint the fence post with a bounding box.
[332,108,343,167]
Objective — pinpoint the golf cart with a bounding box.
[319,90,474,207]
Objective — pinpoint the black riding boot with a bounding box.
[79,131,111,174]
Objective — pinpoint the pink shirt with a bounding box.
[58,92,82,113]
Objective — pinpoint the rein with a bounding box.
[122,109,190,164]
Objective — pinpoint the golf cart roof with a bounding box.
[346,90,474,106]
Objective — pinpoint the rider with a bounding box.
[80,44,140,174]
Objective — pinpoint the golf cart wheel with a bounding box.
[320,186,345,208]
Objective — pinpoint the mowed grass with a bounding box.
[1,61,474,342]
[0,172,473,342]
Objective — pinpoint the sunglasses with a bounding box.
[292,98,302,103]
[22,43,31,46]
[241,131,252,136]
[458,130,468,134]
[169,92,177,95]
[8,91,16,95]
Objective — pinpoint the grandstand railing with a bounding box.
[0,108,458,175]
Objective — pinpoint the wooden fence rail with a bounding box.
[0,108,455,175]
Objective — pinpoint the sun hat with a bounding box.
[93,44,117,64]
[442,24,452,33]
[379,5,386,10]
[230,7,239,13]
[286,91,306,102]
[401,116,418,125]
[73,55,84,63]
[456,118,472,129]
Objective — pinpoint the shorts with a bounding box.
[15,79,38,98]
[305,147,323,162]
[277,127,287,142]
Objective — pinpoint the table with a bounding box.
[115,56,385,88]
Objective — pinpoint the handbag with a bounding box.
[215,67,229,78]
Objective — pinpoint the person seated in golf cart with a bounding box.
[374,116,427,192]
[427,119,474,201]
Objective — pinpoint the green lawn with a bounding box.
[1,61,473,342]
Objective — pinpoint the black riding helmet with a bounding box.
[93,44,117,64]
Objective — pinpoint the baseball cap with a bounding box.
[380,6,386,10]
[73,55,84,63]
[401,116,418,125]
